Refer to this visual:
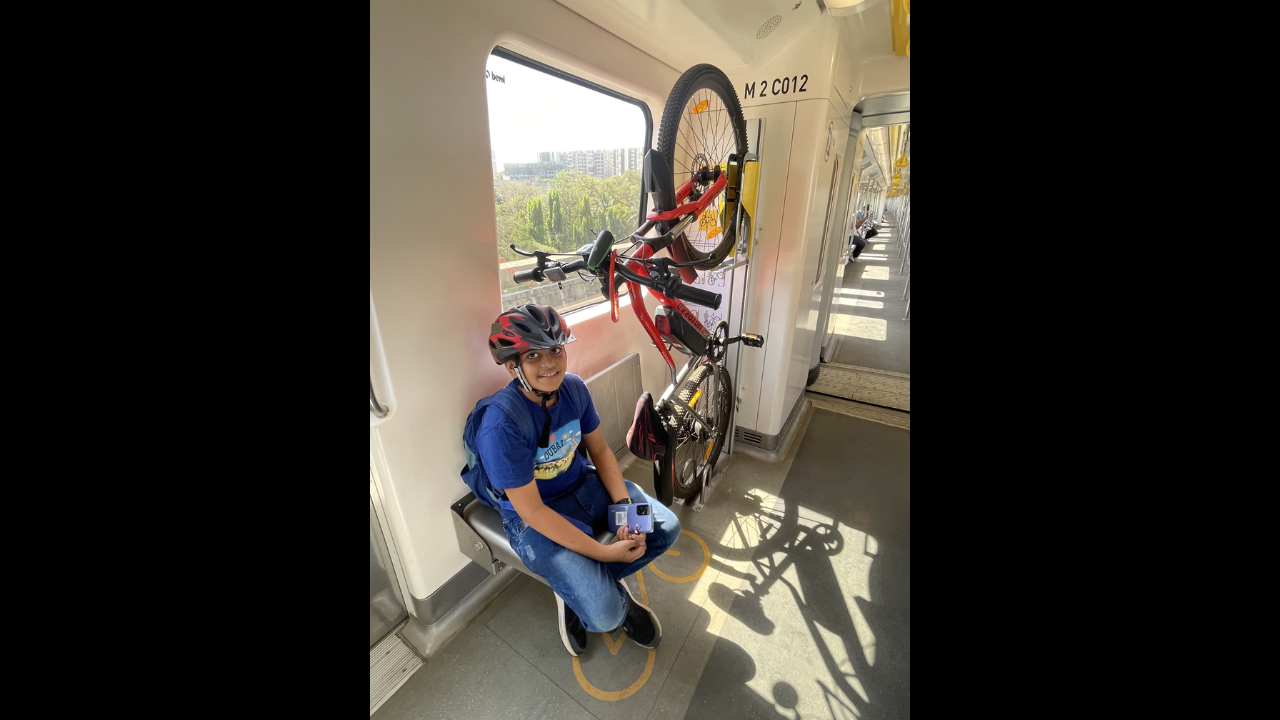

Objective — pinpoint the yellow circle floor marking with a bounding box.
[573,649,656,701]
[601,629,630,655]
[569,533,709,700]
[572,571,655,699]
[646,529,710,583]
[636,568,650,605]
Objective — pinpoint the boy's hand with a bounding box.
[602,525,647,563]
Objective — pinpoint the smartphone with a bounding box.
[607,502,654,534]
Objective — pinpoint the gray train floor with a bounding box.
[832,225,911,375]
[374,408,909,720]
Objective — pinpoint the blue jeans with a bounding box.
[849,233,867,258]
[502,477,681,633]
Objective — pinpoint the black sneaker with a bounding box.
[555,592,588,656]
[617,580,662,649]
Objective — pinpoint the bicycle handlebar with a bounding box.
[509,235,722,311]
[612,262,722,310]
[512,267,542,284]
[512,257,589,285]
[666,282,722,310]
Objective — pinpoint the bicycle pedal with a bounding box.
[741,333,764,348]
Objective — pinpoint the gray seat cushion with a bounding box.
[461,499,614,588]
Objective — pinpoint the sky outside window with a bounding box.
[485,54,647,170]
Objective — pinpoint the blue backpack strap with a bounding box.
[562,373,589,414]
[462,388,535,510]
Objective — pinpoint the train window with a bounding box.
[485,47,652,315]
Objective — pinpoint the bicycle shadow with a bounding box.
[681,608,795,720]
[700,489,890,719]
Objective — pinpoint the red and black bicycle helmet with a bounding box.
[488,304,576,365]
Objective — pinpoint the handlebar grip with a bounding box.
[667,283,722,310]
[512,267,542,284]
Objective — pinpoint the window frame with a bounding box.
[487,46,654,317]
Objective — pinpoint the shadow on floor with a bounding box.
[832,228,910,375]
[684,409,910,720]
[679,608,793,720]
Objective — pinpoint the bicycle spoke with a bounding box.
[708,98,724,163]
[675,137,698,170]
[697,90,712,161]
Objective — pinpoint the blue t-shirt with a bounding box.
[473,374,601,521]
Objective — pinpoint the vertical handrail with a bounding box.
[371,287,397,425]
[897,193,911,319]
[724,152,758,458]
[370,378,389,418]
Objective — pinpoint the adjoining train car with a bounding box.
[372,1,909,716]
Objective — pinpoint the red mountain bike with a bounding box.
[508,64,763,507]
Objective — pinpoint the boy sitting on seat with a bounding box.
[468,303,681,656]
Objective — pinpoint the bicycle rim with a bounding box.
[668,362,733,500]
[656,65,747,270]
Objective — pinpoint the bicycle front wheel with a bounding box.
[667,361,733,500]
[656,64,747,273]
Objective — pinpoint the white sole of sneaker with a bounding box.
[555,592,581,657]
[618,579,662,647]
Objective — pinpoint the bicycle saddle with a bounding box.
[643,150,676,218]
[643,149,703,283]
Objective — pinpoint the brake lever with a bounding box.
[509,245,585,261]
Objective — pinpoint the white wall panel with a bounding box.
[728,16,862,438]
[748,98,831,436]
[734,17,842,111]
[732,104,795,435]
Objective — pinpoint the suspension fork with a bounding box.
[669,380,715,436]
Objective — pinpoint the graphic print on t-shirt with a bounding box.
[533,419,583,481]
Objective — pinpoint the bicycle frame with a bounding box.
[613,162,738,367]
[613,240,725,437]
[621,244,707,369]
[645,172,729,224]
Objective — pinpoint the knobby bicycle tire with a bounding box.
[655,64,747,278]
[665,361,733,500]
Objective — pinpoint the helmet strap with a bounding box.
[514,364,534,393]
[538,393,553,449]
[514,365,557,448]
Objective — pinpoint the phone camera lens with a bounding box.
[637,505,650,515]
